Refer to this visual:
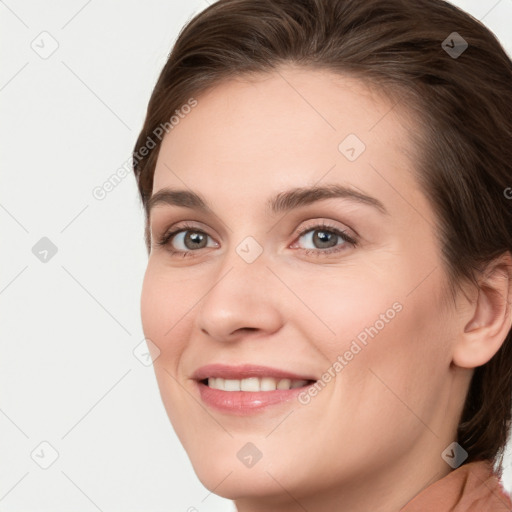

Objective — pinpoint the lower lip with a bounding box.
[196,380,314,415]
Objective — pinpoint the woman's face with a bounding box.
[141,67,467,508]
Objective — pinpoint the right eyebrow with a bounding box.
[147,188,212,216]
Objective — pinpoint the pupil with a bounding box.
[314,230,336,248]
[181,229,338,251]
[186,231,206,249]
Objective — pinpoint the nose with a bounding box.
[195,248,284,343]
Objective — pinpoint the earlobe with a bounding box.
[452,252,512,369]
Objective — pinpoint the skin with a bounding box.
[140,66,512,512]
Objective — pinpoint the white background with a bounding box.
[1,1,511,510]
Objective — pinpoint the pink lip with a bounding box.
[192,364,317,415]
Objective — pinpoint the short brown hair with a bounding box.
[132,0,512,472]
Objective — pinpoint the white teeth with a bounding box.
[276,378,291,390]
[224,379,240,391]
[206,377,310,391]
[260,377,277,391]
[240,377,259,391]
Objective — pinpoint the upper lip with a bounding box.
[192,364,317,382]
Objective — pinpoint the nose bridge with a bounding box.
[206,233,271,308]
[214,222,271,282]
[194,234,283,340]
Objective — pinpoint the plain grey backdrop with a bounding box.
[1,1,511,510]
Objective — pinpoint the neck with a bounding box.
[233,436,453,512]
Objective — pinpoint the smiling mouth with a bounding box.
[201,377,316,392]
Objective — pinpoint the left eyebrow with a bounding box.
[147,184,388,218]
[267,184,388,216]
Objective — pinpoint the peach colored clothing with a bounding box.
[401,461,512,511]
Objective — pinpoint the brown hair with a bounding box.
[132,0,512,472]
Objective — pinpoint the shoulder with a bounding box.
[401,460,512,512]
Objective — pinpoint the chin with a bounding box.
[178,435,302,499]
[192,460,299,501]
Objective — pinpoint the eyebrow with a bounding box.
[147,184,388,218]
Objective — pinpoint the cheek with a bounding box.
[333,274,453,430]
[284,266,403,357]
[294,264,451,405]
[140,266,164,345]
[140,263,195,363]
[140,264,198,432]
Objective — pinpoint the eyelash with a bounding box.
[156,221,358,258]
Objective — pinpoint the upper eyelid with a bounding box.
[163,220,356,247]
[151,201,365,238]
[163,218,352,236]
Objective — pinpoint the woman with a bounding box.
[133,0,512,510]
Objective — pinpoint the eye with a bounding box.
[156,220,357,258]
[291,221,357,256]
[156,222,218,257]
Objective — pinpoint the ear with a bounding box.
[452,252,512,369]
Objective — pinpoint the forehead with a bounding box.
[151,66,422,218]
